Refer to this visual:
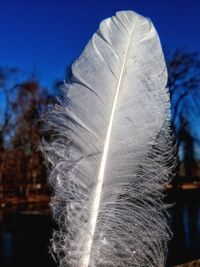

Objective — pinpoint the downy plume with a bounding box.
[41,10,176,267]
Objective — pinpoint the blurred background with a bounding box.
[0,1,200,266]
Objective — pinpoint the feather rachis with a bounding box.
[81,16,138,266]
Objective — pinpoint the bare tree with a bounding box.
[0,67,20,198]
[0,68,54,201]
[167,49,200,181]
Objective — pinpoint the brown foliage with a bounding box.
[0,69,54,200]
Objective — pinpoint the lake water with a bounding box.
[0,190,200,267]
[166,189,200,266]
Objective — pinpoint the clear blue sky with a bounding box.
[0,0,200,89]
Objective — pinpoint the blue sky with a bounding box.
[0,0,200,89]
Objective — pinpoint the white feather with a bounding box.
[41,10,176,267]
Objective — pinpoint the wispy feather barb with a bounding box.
[41,10,176,267]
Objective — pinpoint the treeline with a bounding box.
[0,48,200,202]
[0,68,54,200]
[167,49,200,182]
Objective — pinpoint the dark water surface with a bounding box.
[0,205,56,267]
[0,190,200,267]
[166,189,200,266]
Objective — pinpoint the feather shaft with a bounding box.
[82,21,136,267]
